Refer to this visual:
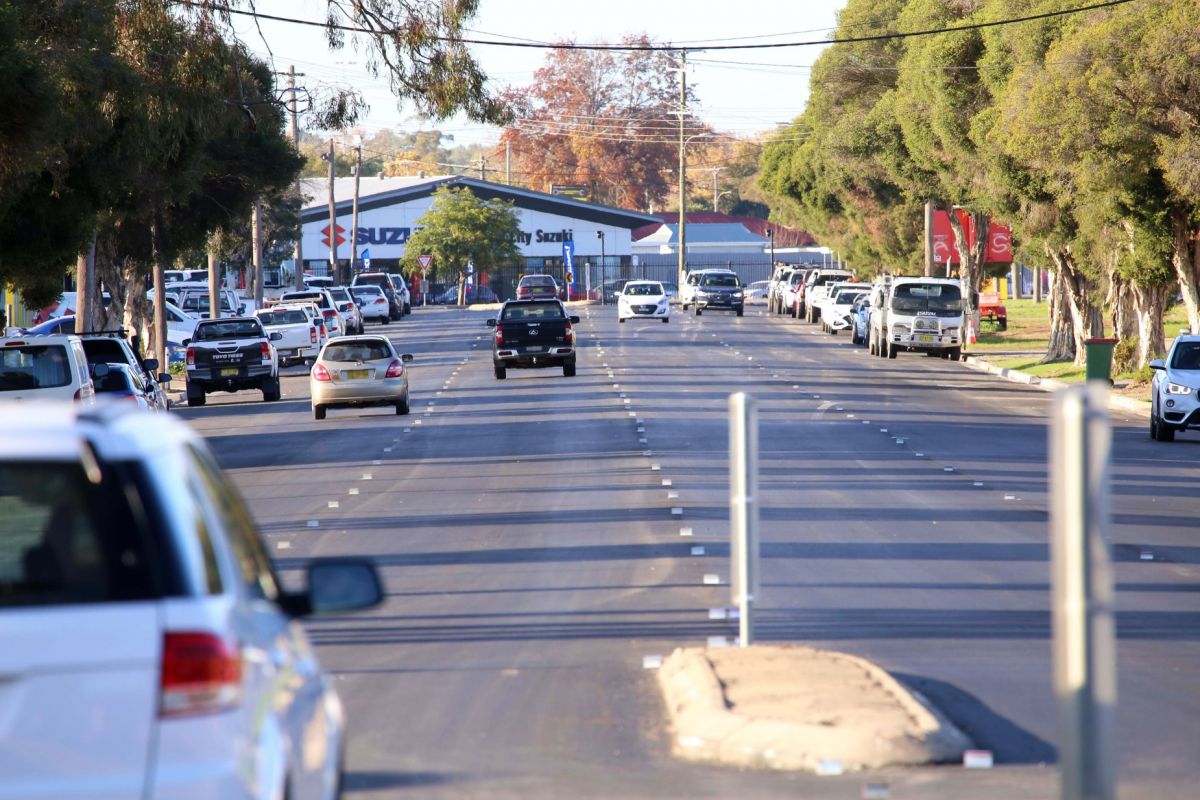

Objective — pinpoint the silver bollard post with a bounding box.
[729,392,760,648]
[1050,383,1117,800]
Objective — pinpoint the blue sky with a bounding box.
[233,0,847,144]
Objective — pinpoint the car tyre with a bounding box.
[662,317,670,324]
[948,346,962,361]
[313,404,326,420]
[494,363,507,380]
[186,385,206,407]
[695,307,702,316]
[619,317,626,323]
[886,339,898,359]
[563,362,576,377]
[736,308,744,317]
[262,377,281,402]
[1152,406,1176,441]
[395,395,409,415]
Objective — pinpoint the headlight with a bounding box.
[1167,382,1194,395]
[733,291,744,298]
[657,299,668,308]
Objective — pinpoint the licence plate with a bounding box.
[918,335,935,343]
[346,369,370,379]
[526,345,544,353]
[220,368,239,377]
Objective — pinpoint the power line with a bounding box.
[175,0,1139,52]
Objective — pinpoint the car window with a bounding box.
[186,446,278,602]
[194,321,264,341]
[502,302,564,321]
[701,274,740,287]
[0,344,72,391]
[625,284,663,296]
[1170,342,1200,370]
[258,310,309,325]
[323,341,393,362]
[0,460,160,607]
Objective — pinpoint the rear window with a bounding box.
[501,302,564,321]
[194,321,264,341]
[351,287,382,300]
[258,310,309,326]
[281,292,329,308]
[80,338,128,367]
[0,460,162,607]
[520,276,556,288]
[0,345,72,391]
[323,340,393,362]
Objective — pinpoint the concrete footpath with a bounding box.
[657,645,972,773]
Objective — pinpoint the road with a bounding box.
[178,303,1200,798]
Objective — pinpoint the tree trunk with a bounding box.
[1105,264,1137,342]
[150,216,168,372]
[1170,208,1200,333]
[122,258,149,359]
[1042,266,1076,364]
[943,206,989,338]
[1132,282,1168,368]
[1049,246,1102,366]
[94,236,124,331]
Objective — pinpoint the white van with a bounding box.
[0,335,96,403]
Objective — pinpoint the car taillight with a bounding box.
[564,321,575,341]
[375,298,386,304]
[186,347,195,367]
[159,632,241,718]
[322,309,337,319]
[310,326,317,343]
[494,327,504,346]
[260,342,271,363]
[312,363,331,381]
[385,360,405,378]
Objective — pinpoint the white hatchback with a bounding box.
[618,281,670,323]
[0,403,383,800]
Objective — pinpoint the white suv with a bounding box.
[0,334,96,403]
[0,403,382,799]
[1150,334,1200,441]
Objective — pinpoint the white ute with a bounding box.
[869,276,964,360]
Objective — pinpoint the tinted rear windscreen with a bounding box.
[0,345,72,391]
[0,461,164,606]
[194,321,263,341]
[501,302,564,321]
[324,341,392,361]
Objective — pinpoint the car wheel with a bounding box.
[262,377,281,402]
[736,308,744,317]
[695,307,702,316]
[619,317,626,323]
[662,317,670,324]
[494,363,507,380]
[1153,405,1176,441]
[186,386,206,407]
[886,339,898,359]
[313,404,326,420]
[563,362,576,377]
[948,346,962,361]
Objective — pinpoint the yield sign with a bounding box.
[417,254,434,270]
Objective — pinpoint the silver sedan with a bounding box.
[310,336,413,420]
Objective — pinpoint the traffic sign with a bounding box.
[417,254,433,271]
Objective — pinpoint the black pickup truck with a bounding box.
[184,317,281,405]
[486,300,580,379]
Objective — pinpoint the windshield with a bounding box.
[891,283,963,313]
[833,290,865,305]
[625,283,663,296]
[701,274,740,288]
[1170,342,1200,370]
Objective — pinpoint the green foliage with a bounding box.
[400,187,521,281]
[1112,336,1139,374]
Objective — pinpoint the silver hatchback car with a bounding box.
[310,335,414,420]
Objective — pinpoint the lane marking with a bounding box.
[703,574,721,585]
[328,500,340,508]
[348,488,359,495]
[680,527,693,537]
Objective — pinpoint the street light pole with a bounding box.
[677,49,687,292]
[351,137,362,283]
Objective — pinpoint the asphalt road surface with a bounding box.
[178,303,1200,799]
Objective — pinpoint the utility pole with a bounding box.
[351,137,362,280]
[677,49,687,292]
[923,199,935,277]
[325,138,338,281]
[288,66,306,290]
[207,238,220,320]
[710,167,724,212]
[74,238,96,333]
[506,141,512,185]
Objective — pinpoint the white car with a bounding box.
[1150,334,1200,441]
[820,286,869,334]
[744,280,771,304]
[350,285,391,324]
[618,281,671,324]
[0,403,383,799]
[0,334,95,403]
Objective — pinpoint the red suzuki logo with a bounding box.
[322,224,346,247]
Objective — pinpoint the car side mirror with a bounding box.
[158,372,172,384]
[269,332,283,341]
[485,319,496,327]
[570,315,581,324]
[294,559,384,617]
[400,353,414,363]
[91,363,110,378]
[1149,359,1165,371]
[142,358,159,371]
[182,338,191,347]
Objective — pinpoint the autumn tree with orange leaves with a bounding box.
[498,37,709,211]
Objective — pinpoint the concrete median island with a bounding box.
[656,644,972,773]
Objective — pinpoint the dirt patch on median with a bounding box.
[657,644,971,772]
